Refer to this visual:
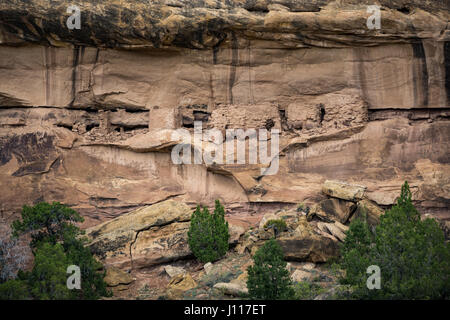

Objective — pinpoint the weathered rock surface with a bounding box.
[322,181,366,202]
[0,1,449,276]
[278,235,340,263]
[351,199,385,226]
[86,199,244,269]
[291,269,315,283]
[164,265,186,278]
[310,198,356,224]
[166,273,197,300]
[318,222,347,242]
[104,266,134,287]
[213,282,248,297]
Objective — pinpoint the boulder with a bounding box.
[131,222,192,269]
[229,224,245,245]
[164,265,186,278]
[277,235,340,263]
[213,282,248,297]
[299,262,316,270]
[351,199,385,226]
[86,200,192,240]
[334,221,349,233]
[203,262,213,275]
[322,180,366,201]
[258,209,303,240]
[293,215,315,238]
[86,200,245,269]
[166,273,197,300]
[104,266,134,287]
[86,200,192,269]
[318,222,346,242]
[310,198,356,223]
[291,269,314,283]
[235,234,258,255]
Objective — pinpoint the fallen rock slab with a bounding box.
[351,199,385,226]
[320,222,346,242]
[310,198,356,223]
[278,235,340,263]
[86,200,192,269]
[322,180,366,201]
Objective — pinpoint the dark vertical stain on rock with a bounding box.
[228,32,238,105]
[356,48,368,105]
[213,45,219,65]
[44,47,50,105]
[444,42,450,105]
[71,45,80,106]
[412,41,429,107]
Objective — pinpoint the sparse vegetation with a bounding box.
[0,220,28,283]
[264,219,287,233]
[294,281,325,300]
[188,200,230,263]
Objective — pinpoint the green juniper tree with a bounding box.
[63,236,110,299]
[0,202,111,300]
[340,181,450,299]
[212,200,230,258]
[27,242,72,300]
[188,200,229,263]
[247,238,294,300]
[11,201,83,249]
[0,278,29,300]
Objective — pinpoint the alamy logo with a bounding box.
[66,5,81,30]
[67,265,81,290]
[366,265,381,290]
[171,121,280,175]
[367,5,381,30]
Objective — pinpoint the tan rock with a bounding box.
[351,199,385,226]
[299,262,316,271]
[203,262,213,275]
[86,200,192,269]
[232,272,248,284]
[164,265,186,278]
[210,104,281,130]
[322,181,366,202]
[213,282,248,297]
[229,224,245,245]
[166,273,197,300]
[334,221,349,233]
[85,200,247,269]
[291,269,314,283]
[320,222,346,242]
[0,1,449,271]
[104,266,134,287]
[293,216,315,238]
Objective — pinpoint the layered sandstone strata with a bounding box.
[0,0,449,229]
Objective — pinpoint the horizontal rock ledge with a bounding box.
[0,0,448,48]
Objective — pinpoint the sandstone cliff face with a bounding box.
[0,0,449,228]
